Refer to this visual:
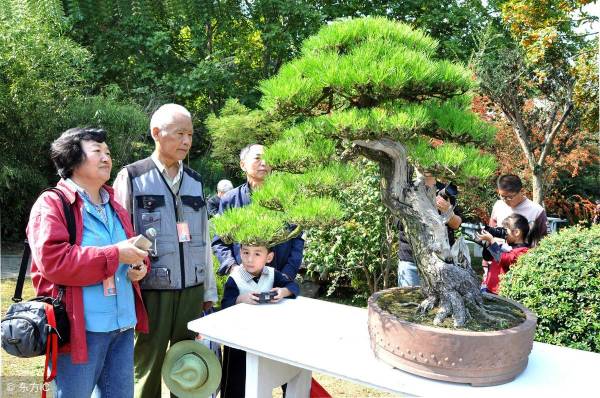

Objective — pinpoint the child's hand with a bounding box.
[236,292,259,305]
[270,287,291,302]
[476,230,493,243]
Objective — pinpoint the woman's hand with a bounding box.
[236,292,259,305]
[127,262,147,282]
[476,230,494,244]
[116,237,148,264]
[435,195,452,213]
[270,287,291,302]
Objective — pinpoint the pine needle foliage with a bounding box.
[212,205,288,247]
[262,124,337,172]
[211,17,496,247]
[206,99,285,174]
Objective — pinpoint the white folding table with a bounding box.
[188,296,600,397]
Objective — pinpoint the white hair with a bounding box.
[216,179,234,193]
[150,104,191,133]
[239,143,263,161]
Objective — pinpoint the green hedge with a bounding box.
[501,225,600,353]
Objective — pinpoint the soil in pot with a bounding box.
[377,288,526,331]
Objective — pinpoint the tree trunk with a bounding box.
[353,138,484,327]
[531,168,544,205]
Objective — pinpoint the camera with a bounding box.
[256,291,277,304]
[483,225,508,240]
[460,223,507,244]
[436,182,458,201]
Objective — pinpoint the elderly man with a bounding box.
[206,179,234,217]
[212,144,304,279]
[113,103,217,398]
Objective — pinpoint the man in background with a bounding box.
[211,144,304,280]
[207,179,234,217]
[398,171,462,287]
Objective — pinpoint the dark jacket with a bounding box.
[211,183,305,279]
[206,194,221,217]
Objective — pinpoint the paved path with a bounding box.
[1,253,28,279]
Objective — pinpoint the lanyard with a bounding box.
[175,194,185,222]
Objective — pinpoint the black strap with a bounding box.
[12,188,75,303]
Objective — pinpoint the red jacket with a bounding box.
[26,180,149,364]
[484,246,529,294]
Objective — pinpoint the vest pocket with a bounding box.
[143,242,176,289]
[140,212,161,234]
[181,195,205,211]
[136,195,165,211]
[188,240,206,284]
[143,267,171,288]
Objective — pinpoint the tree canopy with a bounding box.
[211,17,497,247]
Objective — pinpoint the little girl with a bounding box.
[477,213,531,294]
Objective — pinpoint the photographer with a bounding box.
[480,175,548,291]
[477,213,531,294]
[398,171,462,287]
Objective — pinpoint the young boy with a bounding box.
[220,244,300,398]
[477,213,531,294]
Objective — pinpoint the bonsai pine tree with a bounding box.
[212,17,501,327]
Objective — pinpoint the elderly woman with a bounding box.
[26,127,149,397]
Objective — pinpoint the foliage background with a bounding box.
[501,225,600,353]
[1,1,598,308]
[302,160,397,303]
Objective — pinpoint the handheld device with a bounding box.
[130,234,152,270]
[132,234,153,251]
[256,291,277,304]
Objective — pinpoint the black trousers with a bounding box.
[221,346,287,398]
[221,346,246,398]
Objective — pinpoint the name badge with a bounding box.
[103,277,117,296]
[177,222,191,242]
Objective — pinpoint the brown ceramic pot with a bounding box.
[368,287,537,386]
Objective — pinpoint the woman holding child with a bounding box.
[27,127,149,397]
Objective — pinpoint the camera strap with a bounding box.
[13,188,74,303]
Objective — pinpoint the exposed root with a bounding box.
[481,304,521,322]
[418,295,438,315]
[433,297,451,325]
[467,301,521,327]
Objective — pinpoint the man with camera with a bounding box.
[397,171,462,287]
[489,174,547,245]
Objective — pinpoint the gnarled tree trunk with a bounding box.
[353,138,485,327]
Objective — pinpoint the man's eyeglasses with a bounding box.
[499,193,518,201]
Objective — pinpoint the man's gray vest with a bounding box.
[127,157,209,290]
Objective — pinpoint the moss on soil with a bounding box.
[377,288,526,332]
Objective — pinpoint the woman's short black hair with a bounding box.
[50,127,107,178]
